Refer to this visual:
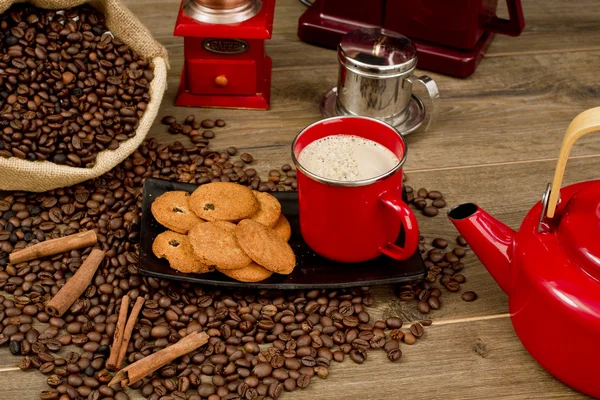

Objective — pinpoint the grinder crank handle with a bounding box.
[485,0,525,36]
[378,192,419,261]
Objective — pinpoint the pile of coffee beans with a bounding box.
[396,234,476,315]
[156,115,298,192]
[0,4,154,167]
[394,183,477,313]
[0,118,436,399]
[405,186,446,218]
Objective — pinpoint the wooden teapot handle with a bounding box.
[547,106,600,218]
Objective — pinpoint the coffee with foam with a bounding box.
[298,135,399,182]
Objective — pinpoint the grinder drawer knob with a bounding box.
[215,75,228,87]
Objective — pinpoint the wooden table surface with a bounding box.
[1,0,599,399]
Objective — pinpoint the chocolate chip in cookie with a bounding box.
[189,182,259,222]
[151,191,203,234]
[152,231,213,274]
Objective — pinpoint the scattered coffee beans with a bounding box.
[154,115,298,191]
[0,4,154,167]
[399,177,478,315]
[0,128,432,399]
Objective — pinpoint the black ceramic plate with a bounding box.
[139,178,426,289]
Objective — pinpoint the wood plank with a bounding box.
[146,48,600,171]
[120,0,600,67]
[122,0,600,172]
[488,0,600,56]
[0,317,590,399]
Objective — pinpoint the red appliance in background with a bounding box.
[174,0,275,109]
[297,0,525,77]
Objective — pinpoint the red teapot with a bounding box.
[448,107,600,398]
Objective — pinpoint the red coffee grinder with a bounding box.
[174,0,275,109]
[298,0,525,77]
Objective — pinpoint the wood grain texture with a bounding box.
[0,318,591,399]
[121,0,600,64]
[145,48,600,171]
[0,0,597,399]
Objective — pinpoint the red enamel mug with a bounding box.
[291,116,419,263]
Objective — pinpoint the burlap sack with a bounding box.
[0,0,169,192]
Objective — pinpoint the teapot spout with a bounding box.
[448,204,515,294]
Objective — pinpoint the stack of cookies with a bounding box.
[151,182,295,282]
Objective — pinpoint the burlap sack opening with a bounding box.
[0,0,170,192]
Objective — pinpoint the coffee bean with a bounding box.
[427,190,443,199]
[389,329,404,341]
[332,351,345,362]
[423,206,439,217]
[227,147,237,156]
[432,238,448,249]
[457,235,468,246]
[413,199,427,210]
[453,247,467,258]
[268,382,282,398]
[445,280,460,292]
[452,262,465,272]
[462,291,478,302]
[387,348,402,362]
[215,119,226,127]
[201,120,216,129]
[410,323,424,338]
[445,252,459,263]
[203,130,215,139]
[385,317,402,329]
[417,300,431,314]
[417,188,428,197]
[432,198,446,208]
[349,349,366,364]
[198,383,216,397]
[40,390,59,400]
[39,362,55,374]
[151,325,170,338]
[281,377,296,392]
[314,365,329,379]
[9,340,20,355]
[403,332,417,345]
[240,153,253,163]
[253,362,272,378]
[428,296,441,310]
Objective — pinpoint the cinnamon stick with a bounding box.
[106,295,131,371]
[45,249,105,317]
[9,230,97,264]
[115,296,145,369]
[109,331,209,388]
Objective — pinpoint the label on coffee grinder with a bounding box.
[202,38,249,55]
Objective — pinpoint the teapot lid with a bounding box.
[555,183,600,279]
[338,28,417,78]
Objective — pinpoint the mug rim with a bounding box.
[291,116,408,187]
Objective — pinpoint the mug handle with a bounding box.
[378,192,419,260]
[407,75,439,132]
